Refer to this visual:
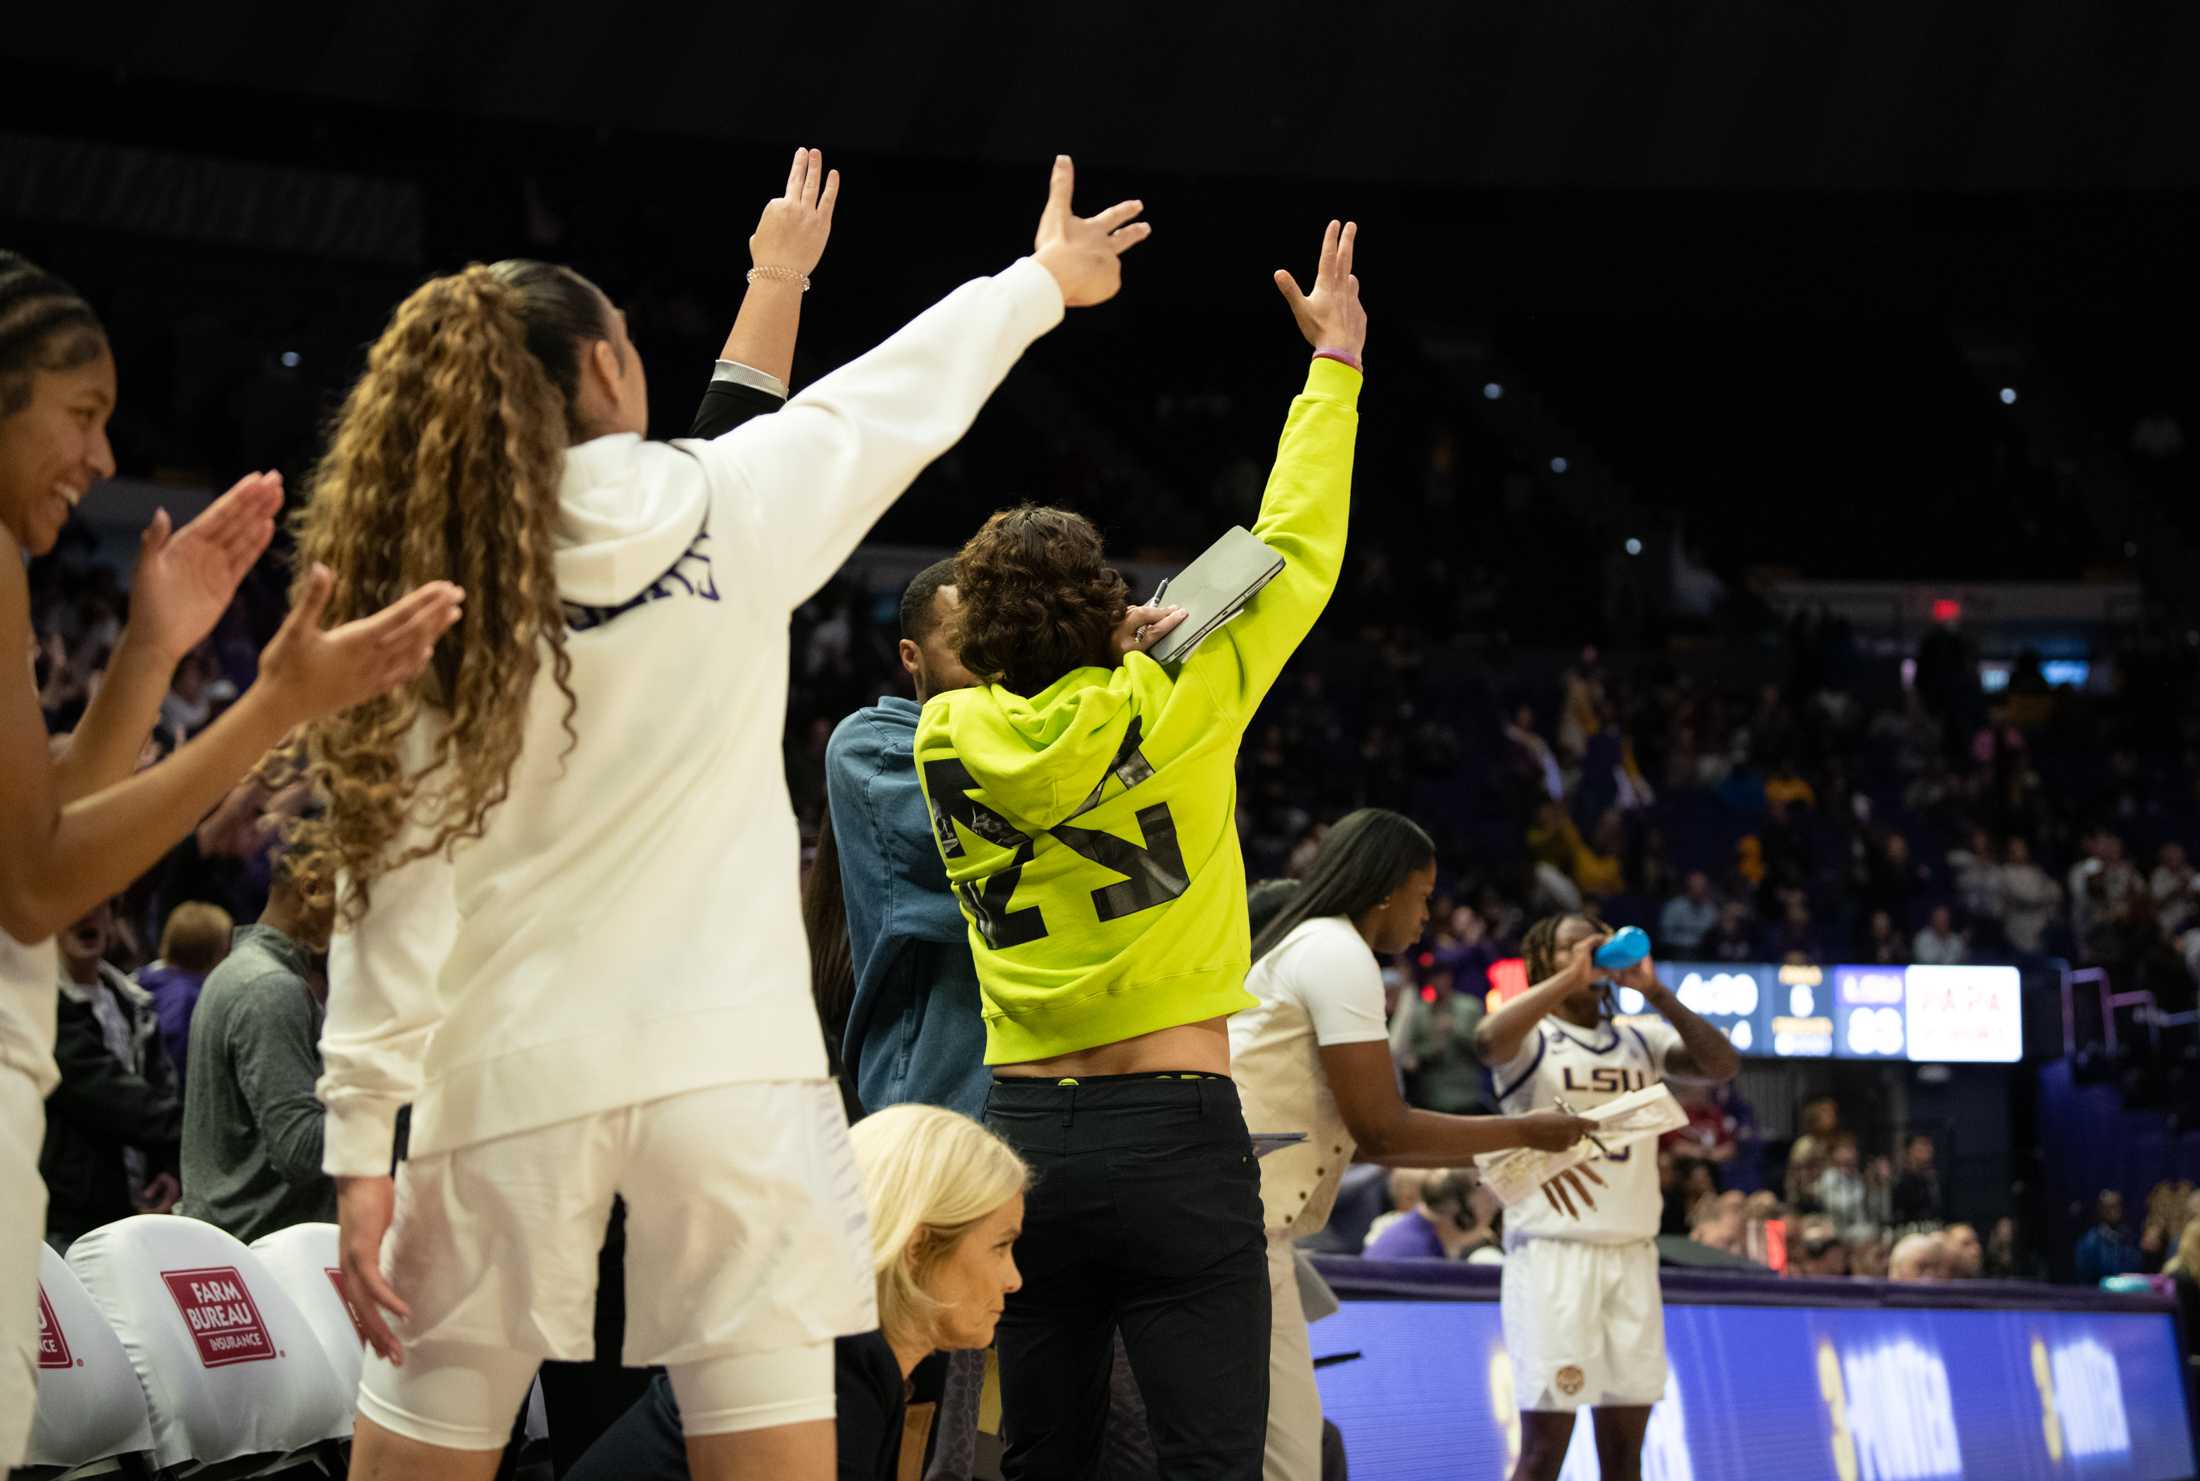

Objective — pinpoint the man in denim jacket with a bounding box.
[827,559,991,1121]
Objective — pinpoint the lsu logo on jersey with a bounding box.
[1561,1066,1648,1097]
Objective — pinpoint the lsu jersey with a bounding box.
[1491,1015,1681,1246]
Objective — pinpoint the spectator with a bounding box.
[1848,1233,1892,1278]
[1667,1157,1720,1236]
[1504,706,1564,804]
[1889,1231,1949,1281]
[1395,981,1492,1114]
[1889,1133,1942,1225]
[2152,842,2198,937]
[2070,830,2140,949]
[2074,1190,2146,1284]
[1659,870,1720,954]
[177,857,335,1243]
[1363,1169,1501,1262]
[1767,896,1822,962]
[1985,1215,2045,1281]
[1664,1079,1742,1169]
[1689,1192,1746,1257]
[1786,1095,1841,1204]
[1912,905,1966,965]
[1813,1136,1888,1234]
[1859,909,1905,966]
[1948,828,2004,934]
[1861,832,1934,929]
[1707,901,1756,962]
[1430,904,1495,996]
[42,900,182,1249]
[136,900,233,1093]
[1943,1221,1983,1279]
[1790,1217,1850,1277]
[1997,837,2063,955]
[2138,1179,2194,1272]
[2162,1220,2200,1360]
[157,649,235,739]
[1364,1168,1430,1249]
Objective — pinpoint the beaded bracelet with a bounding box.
[747,266,811,292]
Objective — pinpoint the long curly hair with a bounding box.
[952,504,1127,696]
[274,260,602,923]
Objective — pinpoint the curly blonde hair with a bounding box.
[274,260,602,922]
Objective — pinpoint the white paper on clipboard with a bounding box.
[1472,1082,1688,1208]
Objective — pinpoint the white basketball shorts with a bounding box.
[357,1079,875,1449]
[1499,1237,1667,1412]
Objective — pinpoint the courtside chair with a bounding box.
[63,1215,353,1479]
[17,1242,155,1478]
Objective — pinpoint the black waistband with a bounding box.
[992,1071,1233,1087]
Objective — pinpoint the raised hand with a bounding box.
[1032,155,1150,308]
[256,565,464,727]
[1274,220,1368,361]
[127,471,284,662]
[750,146,841,279]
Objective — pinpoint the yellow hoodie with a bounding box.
[916,356,1361,1064]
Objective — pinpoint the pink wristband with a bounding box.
[1313,347,1362,373]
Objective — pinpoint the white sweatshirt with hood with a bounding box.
[317,256,1066,1176]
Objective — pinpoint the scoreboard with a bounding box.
[1486,960,2024,1063]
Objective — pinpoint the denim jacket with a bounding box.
[827,697,990,1119]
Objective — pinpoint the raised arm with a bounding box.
[1473,934,1598,1068]
[1620,955,1742,1081]
[0,550,461,946]
[702,145,840,401]
[689,155,1149,613]
[1182,220,1368,718]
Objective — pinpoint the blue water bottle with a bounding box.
[1592,926,1651,972]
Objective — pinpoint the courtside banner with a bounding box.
[1310,1262,2191,1481]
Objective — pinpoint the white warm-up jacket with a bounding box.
[316,257,1066,1176]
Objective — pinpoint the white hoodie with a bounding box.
[317,256,1066,1175]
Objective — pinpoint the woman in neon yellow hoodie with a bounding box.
[914,221,1365,1480]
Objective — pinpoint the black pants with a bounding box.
[986,1074,1269,1481]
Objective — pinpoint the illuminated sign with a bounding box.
[1313,1293,2190,1480]
[1904,965,2024,1063]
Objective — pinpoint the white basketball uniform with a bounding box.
[1490,1013,1681,1411]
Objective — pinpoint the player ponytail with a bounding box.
[277,260,596,922]
[1252,808,1435,962]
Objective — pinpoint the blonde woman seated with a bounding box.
[572,1105,1027,1481]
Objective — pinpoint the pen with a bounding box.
[1553,1096,1616,1160]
